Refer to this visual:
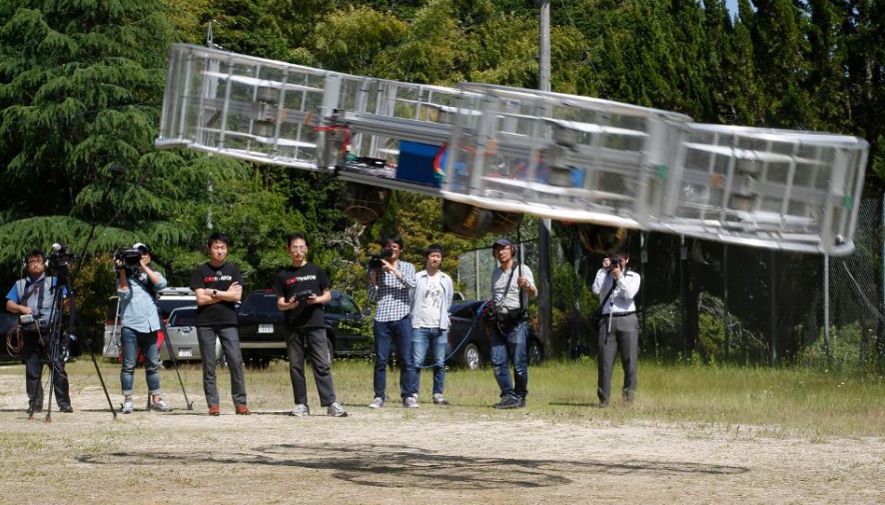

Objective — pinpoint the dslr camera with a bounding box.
[114,247,142,276]
[607,255,623,270]
[368,248,394,269]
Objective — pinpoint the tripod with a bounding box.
[39,257,117,421]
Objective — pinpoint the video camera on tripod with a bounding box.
[114,247,143,276]
[48,243,75,272]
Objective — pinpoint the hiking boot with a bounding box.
[121,399,134,414]
[235,404,251,415]
[432,393,449,406]
[208,404,220,416]
[150,398,171,412]
[403,396,419,408]
[326,402,348,417]
[289,404,310,417]
[493,395,521,409]
[368,397,384,409]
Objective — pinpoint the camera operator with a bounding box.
[273,232,347,417]
[488,238,536,409]
[190,232,249,416]
[591,251,641,407]
[367,234,416,409]
[4,249,73,413]
[115,243,171,413]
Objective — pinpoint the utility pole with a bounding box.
[537,0,555,354]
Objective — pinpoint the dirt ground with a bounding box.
[0,371,882,505]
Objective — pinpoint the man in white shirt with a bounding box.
[407,244,454,407]
[591,251,641,406]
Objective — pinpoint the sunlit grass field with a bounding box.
[2,357,883,437]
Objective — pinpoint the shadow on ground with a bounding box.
[78,442,748,490]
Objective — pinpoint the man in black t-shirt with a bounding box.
[273,232,347,417]
[190,232,249,416]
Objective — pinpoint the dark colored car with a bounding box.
[446,300,544,370]
[237,289,371,366]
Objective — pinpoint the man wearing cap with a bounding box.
[489,238,536,409]
[115,242,171,413]
[591,250,641,407]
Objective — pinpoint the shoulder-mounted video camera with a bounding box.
[48,243,75,271]
[114,247,142,276]
[368,248,393,269]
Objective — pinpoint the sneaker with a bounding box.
[150,398,171,412]
[368,397,384,409]
[517,397,526,408]
[58,405,74,413]
[432,393,449,406]
[403,396,420,408]
[121,399,134,414]
[208,404,220,416]
[326,402,348,417]
[235,404,250,415]
[493,395,521,409]
[289,404,310,417]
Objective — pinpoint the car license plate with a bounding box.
[178,348,193,358]
[258,324,274,334]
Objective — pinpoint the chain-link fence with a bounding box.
[457,195,885,376]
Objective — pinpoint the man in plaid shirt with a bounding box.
[367,234,417,408]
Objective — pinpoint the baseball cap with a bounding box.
[493,238,512,248]
[133,242,150,254]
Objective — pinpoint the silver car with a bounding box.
[159,306,222,365]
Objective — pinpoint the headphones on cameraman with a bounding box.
[21,250,49,269]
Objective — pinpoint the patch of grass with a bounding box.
[15,356,885,436]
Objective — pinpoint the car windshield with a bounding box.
[158,299,198,320]
[169,308,197,327]
[239,292,278,316]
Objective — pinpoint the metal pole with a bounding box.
[474,250,481,300]
[640,231,647,350]
[823,253,830,360]
[723,244,730,361]
[770,249,777,366]
[537,0,555,354]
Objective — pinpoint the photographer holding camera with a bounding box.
[114,243,171,413]
[367,234,416,409]
[591,251,641,407]
[5,249,73,413]
[273,232,347,417]
[488,238,536,409]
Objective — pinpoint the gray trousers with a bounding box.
[597,313,639,405]
[197,326,247,407]
[286,326,336,406]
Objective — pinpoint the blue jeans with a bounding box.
[373,316,413,399]
[120,327,161,395]
[409,327,447,396]
[489,320,528,399]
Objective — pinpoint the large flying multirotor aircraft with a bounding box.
[157,44,869,256]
